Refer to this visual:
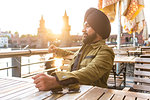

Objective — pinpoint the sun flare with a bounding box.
[54,58,63,69]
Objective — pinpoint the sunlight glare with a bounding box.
[54,58,63,70]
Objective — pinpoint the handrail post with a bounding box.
[12,57,21,77]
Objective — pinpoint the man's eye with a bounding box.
[86,26,90,28]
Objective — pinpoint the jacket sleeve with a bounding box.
[55,48,74,57]
[53,47,115,85]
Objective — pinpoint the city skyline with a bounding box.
[0,0,149,36]
[0,0,98,36]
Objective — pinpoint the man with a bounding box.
[32,8,115,91]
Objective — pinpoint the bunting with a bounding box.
[98,0,147,40]
[124,0,144,20]
[123,0,147,38]
[98,0,121,22]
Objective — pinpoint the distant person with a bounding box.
[32,8,115,91]
[144,42,147,46]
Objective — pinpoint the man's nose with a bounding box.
[82,27,86,33]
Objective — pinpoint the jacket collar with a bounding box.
[90,40,106,49]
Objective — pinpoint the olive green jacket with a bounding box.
[53,40,115,88]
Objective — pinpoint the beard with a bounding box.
[82,32,97,44]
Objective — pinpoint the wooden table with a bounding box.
[140,54,150,58]
[114,56,136,86]
[141,46,150,54]
[1,77,150,100]
[114,56,150,64]
[78,87,150,100]
[127,50,146,57]
[114,56,136,63]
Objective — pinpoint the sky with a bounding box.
[0,0,149,36]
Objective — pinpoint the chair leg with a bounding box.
[123,63,127,87]
[113,65,116,88]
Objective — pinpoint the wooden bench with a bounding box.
[107,63,125,89]
[133,63,150,92]
[124,62,150,92]
[60,55,74,71]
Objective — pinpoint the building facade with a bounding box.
[37,16,48,48]
[60,10,71,47]
[11,32,20,48]
[107,32,144,46]
[0,31,12,48]
[0,37,8,47]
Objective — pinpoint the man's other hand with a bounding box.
[48,44,58,53]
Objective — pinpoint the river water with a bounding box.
[0,48,52,77]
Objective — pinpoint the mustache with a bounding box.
[82,32,97,44]
[83,32,88,36]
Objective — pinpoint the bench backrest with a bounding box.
[60,55,74,71]
[133,63,150,92]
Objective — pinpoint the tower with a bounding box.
[37,15,48,48]
[60,10,71,47]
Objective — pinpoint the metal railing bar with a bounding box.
[22,68,57,78]
[0,59,53,71]
[21,59,54,66]
[0,47,81,58]
[0,66,17,70]
[6,62,9,76]
[28,59,30,74]
[0,46,80,77]
[0,49,47,58]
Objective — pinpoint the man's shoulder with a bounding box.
[100,45,115,54]
[101,44,112,49]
